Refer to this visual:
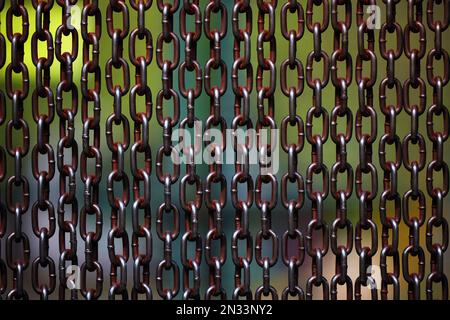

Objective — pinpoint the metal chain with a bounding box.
[231,0,253,301]
[106,0,130,300]
[31,0,56,300]
[305,0,330,300]
[355,0,378,300]
[155,0,180,300]
[80,0,103,300]
[280,0,305,301]
[255,0,279,301]
[330,0,353,300]
[5,0,31,300]
[379,0,402,300]
[204,0,227,300]
[402,0,426,300]
[425,0,449,300]
[129,0,153,301]
[0,0,7,300]
[179,0,203,301]
[55,0,79,301]
[0,0,448,301]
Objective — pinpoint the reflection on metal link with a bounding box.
[0,0,448,300]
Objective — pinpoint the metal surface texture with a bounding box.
[0,0,448,300]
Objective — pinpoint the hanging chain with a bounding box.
[280,0,305,301]
[178,0,203,301]
[425,0,449,300]
[105,0,130,300]
[355,0,378,300]
[129,0,153,301]
[5,0,31,300]
[402,0,426,300]
[231,0,253,301]
[31,0,56,300]
[255,0,279,301]
[55,0,79,301]
[155,0,180,300]
[80,0,103,300]
[0,0,7,300]
[379,0,402,300]
[0,0,448,301]
[305,0,330,300]
[204,0,227,300]
[330,0,353,300]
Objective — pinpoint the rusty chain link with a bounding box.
[0,0,448,301]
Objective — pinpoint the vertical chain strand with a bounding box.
[80,0,103,300]
[305,0,330,300]
[425,0,449,300]
[129,0,153,301]
[280,0,305,301]
[0,0,7,300]
[204,0,227,300]
[379,0,402,300]
[105,0,130,300]
[330,0,353,300]
[155,0,180,300]
[231,0,253,301]
[402,0,426,300]
[355,0,378,300]
[5,0,31,300]
[56,0,79,301]
[31,0,56,300]
[255,0,279,301]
